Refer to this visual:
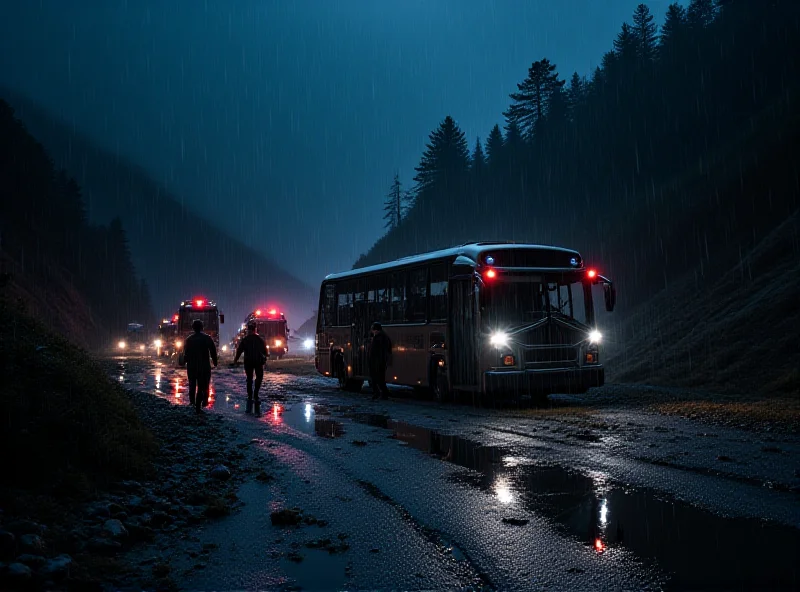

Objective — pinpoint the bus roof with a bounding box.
[324,242,583,281]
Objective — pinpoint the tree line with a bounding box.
[358,0,800,306]
[0,99,154,336]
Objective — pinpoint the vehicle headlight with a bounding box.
[175,340,183,349]
[303,338,314,350]
[154,339,162,348]
[139,344,145,351]
[221,345,228,352]
[589,330,602,344]
[275,339,283,347]
[490,332,508,348]
[118,341,126,349]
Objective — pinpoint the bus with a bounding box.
[246,308,290,359]
[174,297,225,365]
[315,242,616,402]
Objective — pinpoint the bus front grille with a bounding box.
[522,346,578,367]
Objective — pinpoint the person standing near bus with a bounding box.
[368,322,392,400]
[234,320,268,416]
[183,319,218,413]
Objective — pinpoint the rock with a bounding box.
[2,562,32,583]
[255,471,273,482]
[150,512,172,527]
[4,520,45,536]
[210,465,232,481]
[716,455,733,462]
[107,503,125,516]
[40,554,73,580]
[18,534,46,554]
[502,518,529,526]
[104,519,129,539]
[270,509,302,526]
[202,543,218,551]
[351,440,367,447]
[0,530,14,558]
[125,523,155,542]
[152,563,170,578]
[15,554,46,569]
[87,538,122,554]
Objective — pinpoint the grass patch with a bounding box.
[651,398,800,434]
[0,294,156,495]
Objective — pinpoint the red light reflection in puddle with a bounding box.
[594,538,606,553]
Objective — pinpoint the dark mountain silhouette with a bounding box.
[1,89,317,334]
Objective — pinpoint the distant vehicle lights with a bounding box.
[118,341,126,350]
[303,338,314,350]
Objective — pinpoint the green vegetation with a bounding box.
[0,294,156,495]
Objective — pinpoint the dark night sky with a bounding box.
[1,1,673,286]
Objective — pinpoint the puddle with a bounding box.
[382,421,800,591]
[280,551,348,591]
[347,413,391,429]
[315,419,345,438]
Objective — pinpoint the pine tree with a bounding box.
[412,116,470,200]
[471,137,486,172]
[504,58,565,139]
[567,72,586,114]
[383,173,403,230]
[687,0,718,29]
[485,124,504,167]
[632,4,658,63]
[659,3,688,57]
[613,22,638,65]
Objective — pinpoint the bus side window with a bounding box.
[337,281,353,326]
[323,283,336,328]
[391,271,407,323]
[407,267,428,323]
[373,274,390,323]
[430,264,447,322]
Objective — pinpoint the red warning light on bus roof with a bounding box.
[587,269,597,279]
[485,269,497,279]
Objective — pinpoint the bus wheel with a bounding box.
[431,359,451,404]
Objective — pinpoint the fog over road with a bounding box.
[112,357,800,591]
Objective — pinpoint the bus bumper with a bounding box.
[484,366,605,395]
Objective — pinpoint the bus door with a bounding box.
[351,280,369,378]
[448,276,479,389]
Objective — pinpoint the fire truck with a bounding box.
[174,297,225,366]
[246,308,289,359]
[155,315,179,357]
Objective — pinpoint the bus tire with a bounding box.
[430,358,451,404]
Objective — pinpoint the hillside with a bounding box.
[1,90,317,333]
[606,210,800,396]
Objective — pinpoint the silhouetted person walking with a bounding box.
[368,322,392,400]
[183,319,218,413]
[234,320,268,416]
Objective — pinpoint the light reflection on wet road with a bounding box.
[113,357,800,591]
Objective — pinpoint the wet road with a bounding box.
[112,356,800,591]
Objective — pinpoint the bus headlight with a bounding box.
[490,332,508,348]
[154,339,163,348]
[303,338,314,350]
[118,341,126,350]
[589,330,602,344]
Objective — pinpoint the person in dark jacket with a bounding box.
[234,320,268,415]
[368,321,392,400]
[183,319,218,413]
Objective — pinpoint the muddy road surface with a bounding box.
[110,356,800,591]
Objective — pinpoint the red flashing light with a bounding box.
[485,269,497,280]
[587,269,597,279]
[269,308,278,316]
[196,299,204,307]
[255,309,262,316]
[172,314,179,322]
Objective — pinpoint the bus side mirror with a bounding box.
[220,314,225,324]
[604,284,616,312]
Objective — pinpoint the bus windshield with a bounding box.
[481,277,591,329]
[180,310,219,333]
